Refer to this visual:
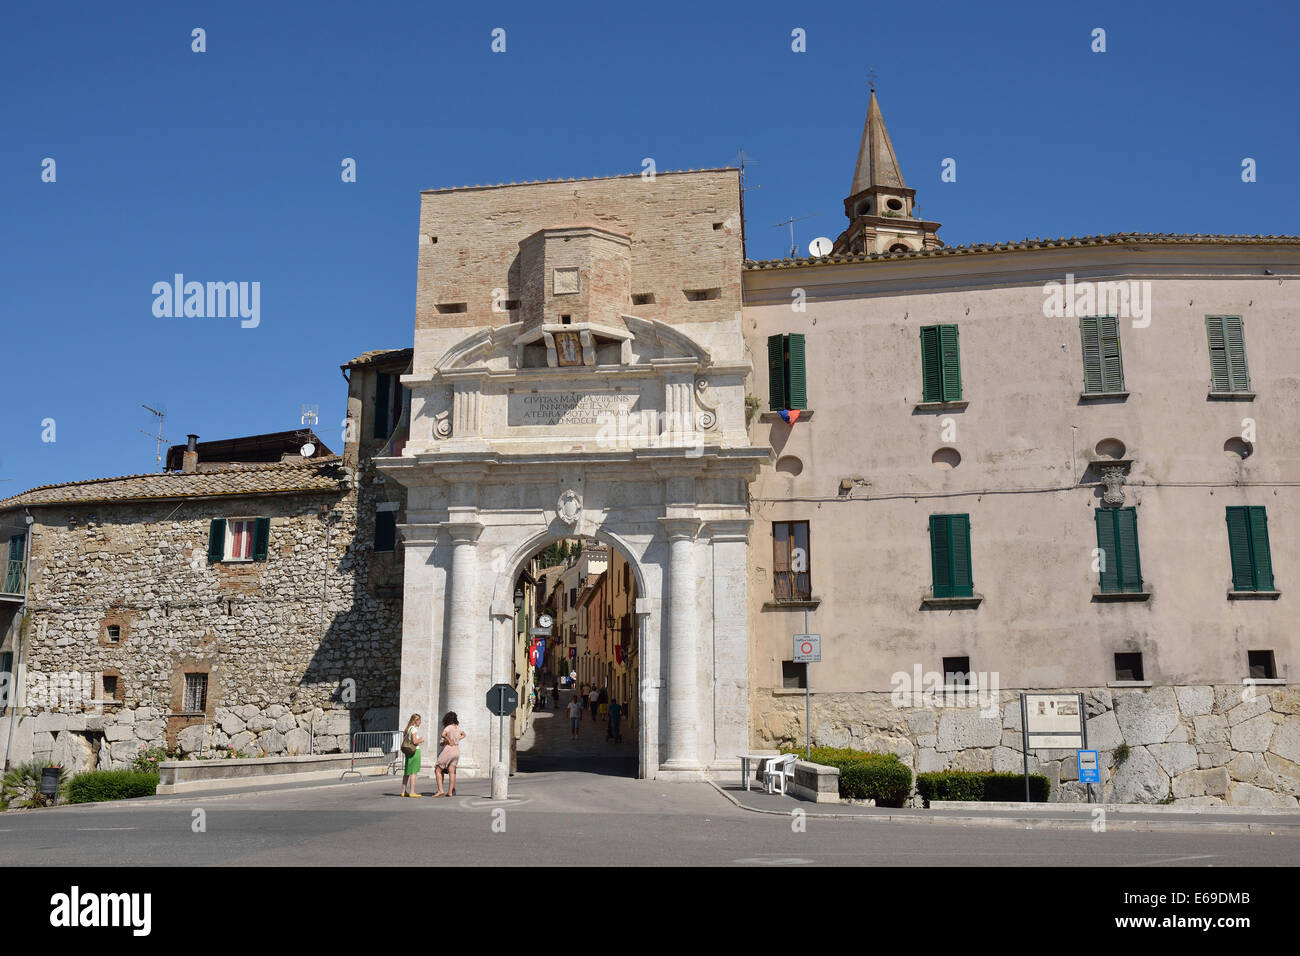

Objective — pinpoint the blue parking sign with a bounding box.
[1078,749,1100,783]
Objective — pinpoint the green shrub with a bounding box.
[132,746,169,775]
[65,770,158,805]
[1,762,67,809]
[782,746,913,807]
[915,770,1050,806]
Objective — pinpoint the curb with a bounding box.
[706,782,1300,834]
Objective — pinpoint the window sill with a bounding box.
[774,687,811,696]
[921,593,983,609]
[1107,680,1152,688]
[1092,589,1152,602]
[763,598,821,611]
[1079,391,1129,401]
[759,410,814,423]
[1207,391,1255,401]
[1227,590,1281,600]
[913,401,968,413]
[1244,678,1287,685]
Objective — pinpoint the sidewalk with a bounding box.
[713,783,1300,834]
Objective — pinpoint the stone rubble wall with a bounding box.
[754,684,1300,807]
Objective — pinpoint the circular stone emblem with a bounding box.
[557,489,582,527]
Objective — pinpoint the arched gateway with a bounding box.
[375,170,768,780]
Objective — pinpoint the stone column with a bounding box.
[704,519,752,769]
[443,520,484,774]
[396,520,441,741]
[659,516,702,771]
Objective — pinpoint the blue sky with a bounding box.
[2,0,1297,496]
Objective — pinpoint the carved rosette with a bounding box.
[1100,466,1126,506]
[557,489,582,527]
[433,410,452,440]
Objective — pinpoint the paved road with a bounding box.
[516,702,636,775]
[2,773,1296,866]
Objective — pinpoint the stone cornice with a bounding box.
[441,521,484,545]
[659,517,703,541]
[702,518,752,541]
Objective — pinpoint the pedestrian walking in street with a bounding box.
[433,711,466,797]
[606,699,622,743]
[588,686,599,720]
[567,695,583,739]
[400,714,424,797]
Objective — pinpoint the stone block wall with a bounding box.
[754,684,1300,807]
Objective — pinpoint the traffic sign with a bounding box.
[793,634,820,663]
[486,682,519,716]
[1078,749,1100,784]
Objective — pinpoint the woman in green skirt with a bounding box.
[401,714,424,797]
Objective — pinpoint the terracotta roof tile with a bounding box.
[0,458,346,510]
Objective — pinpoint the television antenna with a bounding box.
[773,213,824,258]
[140,404,171,473]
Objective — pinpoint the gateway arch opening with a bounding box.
[510,536,640,778]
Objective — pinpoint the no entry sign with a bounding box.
[793,634,820,663]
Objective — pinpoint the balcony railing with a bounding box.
[2,559,25,595]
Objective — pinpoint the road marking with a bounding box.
[733,857,815,866]
[75,827,138,831]
[1123,854,1219,867]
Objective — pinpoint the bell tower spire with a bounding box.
[832,82,942,256]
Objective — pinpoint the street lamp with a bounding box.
[513,587,523,610]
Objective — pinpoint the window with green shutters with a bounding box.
[766,333,807,410]
[929,514,973,597]
[1080,315,1125,393]
[1226,506,1274,591]
[1094,507,1143,592]
[207,517,270,563]
[1206,316,1250,392]
[920,325,962,402]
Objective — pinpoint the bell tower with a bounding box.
[832,85,943,256]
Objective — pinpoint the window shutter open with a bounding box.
[1248,506,1274,591]
[1206,316,1230,390]
[1226,507,1255,590]
[939,325,962,402]
[767,334,787,410]
[1223,316,1250,391]
[921,327,942,402]
[786,333,807,409]
[207,518,225,563]
[950,514,973,596]
[252,517,270,561]
[1115,507,1142,592]
[373,372,391,439]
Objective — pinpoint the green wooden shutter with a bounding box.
[252,517,270,562]
[1223,316,1250,391]
[920,327,942,402]
[1099,316,1124,392]
[1095,509,1118,592]
[767,334,787,410]
[1226,507,1255,590]
[786,333,807,409]
[939,325,962,401]
[929,515,953,597]
[1080,316,1103,393]
[1206,316,1230,391]
[373,372,390,439]
[1115,507,1142,592]
[950,514,973,596]
[1247,506,1274,591]
[207,518,225,563]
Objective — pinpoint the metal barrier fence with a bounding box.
[342,730,403,779]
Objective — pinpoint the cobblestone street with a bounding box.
[516,698,637,776]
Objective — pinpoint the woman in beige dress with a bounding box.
[433,711,466,797]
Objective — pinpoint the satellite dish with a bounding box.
[300,442,316,458]
[808,237,833,258]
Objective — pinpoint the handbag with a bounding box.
[400,731,416,756]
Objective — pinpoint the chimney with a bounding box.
[182,434,199,474]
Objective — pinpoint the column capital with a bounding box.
[702,518,752,542]
[397,522,440,549]
[442,521,485,545]
[658,516,702,542]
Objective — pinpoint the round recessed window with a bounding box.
[932,447,961,470]
[1224,437,1252,459]
[1095,438,1126,460]
[886,198,903,211]
[776,456,804,476]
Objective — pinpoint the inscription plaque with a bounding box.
[509,391,638,427]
